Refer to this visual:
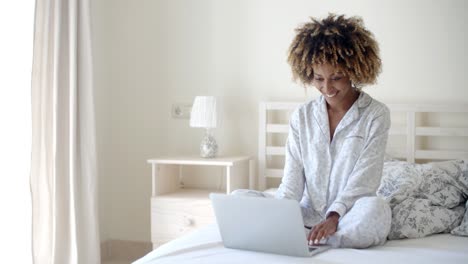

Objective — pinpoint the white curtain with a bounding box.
[30,0,100,263]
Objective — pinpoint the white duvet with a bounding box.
[133,224,468,264]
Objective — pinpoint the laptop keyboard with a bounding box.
[308,247,318,252]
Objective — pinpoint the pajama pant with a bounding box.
[231,189,391,249]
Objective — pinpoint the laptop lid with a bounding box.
[210,193,315,257]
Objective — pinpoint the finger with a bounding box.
[315,229,326,244]
[309,226,320,243]
[307,229,314,244]
[308,226,316,239]
[307,226,316,242]
[312,226,326,244]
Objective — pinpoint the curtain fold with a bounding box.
[31,0,100,263]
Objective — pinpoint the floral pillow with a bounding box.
[378,159,468,239]
[388,197,464,239]
[377,160,422,206]
[451,200,468,236]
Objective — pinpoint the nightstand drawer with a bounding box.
[151,195,215,244]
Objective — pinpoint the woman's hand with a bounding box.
[308,212,339,245]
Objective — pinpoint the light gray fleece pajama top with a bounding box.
[276,91,391,228]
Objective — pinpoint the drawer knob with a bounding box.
[183,216,194,226]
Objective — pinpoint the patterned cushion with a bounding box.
[451,200,468,236]
[377,160,421,206]
[377,159,468,239]
[389,197,464,239]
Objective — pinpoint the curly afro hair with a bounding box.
[287,14,381,88]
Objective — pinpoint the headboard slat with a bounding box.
[415,127,468,137]
[266,124,289,133]
[406,112,416,163]
[266,147,285,156]
[415,150,468,160]
[265,169,284,178]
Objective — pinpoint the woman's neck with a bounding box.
[326,89,360,113]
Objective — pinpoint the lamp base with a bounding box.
[200,129,218,158]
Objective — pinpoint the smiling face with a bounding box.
[312,63,357,109]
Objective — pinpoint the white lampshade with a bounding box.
[190,96,217,128]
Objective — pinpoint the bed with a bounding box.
[134,101,468,264]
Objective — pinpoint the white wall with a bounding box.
[92,0,468,242]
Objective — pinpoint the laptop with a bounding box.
[209,193,331,257]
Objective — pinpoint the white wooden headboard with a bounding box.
[258,102,468,191]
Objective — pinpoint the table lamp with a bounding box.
[190,96,218,158]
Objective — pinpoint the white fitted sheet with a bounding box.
[133,224,468,264]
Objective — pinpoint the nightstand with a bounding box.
[147,156,253,248]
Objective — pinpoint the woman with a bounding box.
[233,14,391,249]
[278,13,391,248]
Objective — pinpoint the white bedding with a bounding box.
[133,224,468,264]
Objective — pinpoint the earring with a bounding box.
[351,82,361,89]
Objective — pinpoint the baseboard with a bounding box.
[101,239,152,262]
